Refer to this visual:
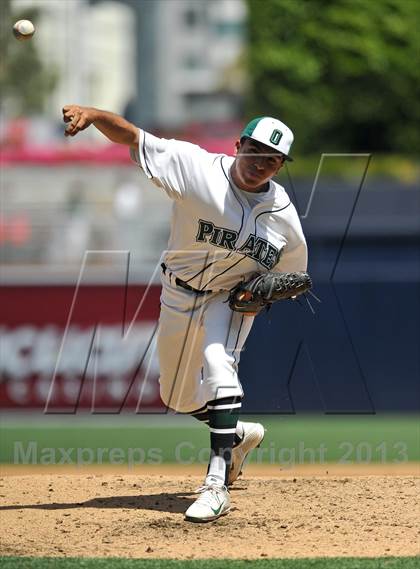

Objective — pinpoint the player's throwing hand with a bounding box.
[62,105,95,137]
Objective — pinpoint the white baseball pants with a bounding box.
[157,273,254,413]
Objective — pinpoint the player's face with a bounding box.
[231,138,285,192]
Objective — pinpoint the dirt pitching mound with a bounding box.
[1,472,419,560]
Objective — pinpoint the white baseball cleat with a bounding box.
[184,483,231,522]
[228,421,265,485]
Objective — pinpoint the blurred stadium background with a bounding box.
[0,0,419,465]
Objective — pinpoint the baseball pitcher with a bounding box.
[62,106,310,522]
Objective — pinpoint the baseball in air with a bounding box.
[13,20,35,40]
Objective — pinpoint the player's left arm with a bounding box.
[274,213,308,273]
[275,238,308,273]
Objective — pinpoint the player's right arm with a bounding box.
[62,105,139,148]
[63,104,209,201]
[130,128,208,201]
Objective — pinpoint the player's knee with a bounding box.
[203,345,236,381]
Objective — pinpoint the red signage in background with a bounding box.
[0,285,165,412]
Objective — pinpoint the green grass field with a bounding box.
[1,556,419,568]
[1,414,419,466]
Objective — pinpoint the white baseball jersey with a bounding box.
[130,129,308,413]
[130,130,307,291]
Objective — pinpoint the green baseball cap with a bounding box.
[241,116,294,161]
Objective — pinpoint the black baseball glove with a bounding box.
[228,271,312,316]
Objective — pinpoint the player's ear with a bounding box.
[276,156,287,173]
[234,139,241,156]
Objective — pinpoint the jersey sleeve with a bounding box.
[130,128,206,200]
[274,206,308,273]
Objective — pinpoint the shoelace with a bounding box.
[194,484,228,507]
